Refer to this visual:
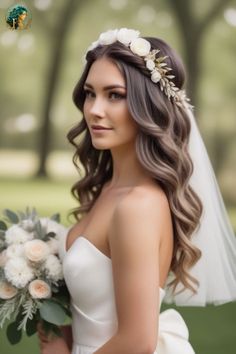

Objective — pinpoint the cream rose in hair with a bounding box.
[24,239,49,263]
[98,29,118,45]
[117,28,139,46]
[0,281,18,299]
[130,37,151,57]
[28,279,51,299]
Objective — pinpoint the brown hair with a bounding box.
[67,37,203,294]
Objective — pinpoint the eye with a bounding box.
[109,92,126,100]
[84,89,95,99]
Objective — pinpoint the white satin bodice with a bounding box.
[61,233,195,354]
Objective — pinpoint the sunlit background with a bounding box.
[0,0,236,353]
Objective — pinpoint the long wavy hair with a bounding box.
[67,37,203,294]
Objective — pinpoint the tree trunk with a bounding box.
[36,0,85,177]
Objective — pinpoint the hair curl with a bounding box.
[67,37,203,294]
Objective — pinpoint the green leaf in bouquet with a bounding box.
[35,220,44,239]
[43,231,56,241]
[6,321,22,345]
[50,213,60,222]
[0,220,7,231]
[0,230,6,241]
[3,209,19,224]
[26,315,38,337]
[39,299,67,325]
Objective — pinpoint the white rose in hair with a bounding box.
[87,40,99,52]
[24,239,49,263]
[28,279,51,299]
[44,254,63,282]
[0,250,8,267]
[5,224,33,245]
[117,28,140,46]
[6,244,24,259]
[130,37,151,57]
[151,70,162,83]
[5,257,34,288]
[0,281,18,299]
[146,59,155,71]
[98,29,118,45]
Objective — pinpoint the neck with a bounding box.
[107,142,151,189]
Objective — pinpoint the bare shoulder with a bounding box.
[112,184,170,232]
[108,183,171,248]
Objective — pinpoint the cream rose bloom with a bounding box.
[5,225,33,245]
[0,281,18,299]
[151,70,162,83]
[98,29,118,45]
[130,37,151,57]
[24,239,49,263]
[28,280,51,299]
[117,28,140,46]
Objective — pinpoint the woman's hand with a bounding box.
[37,322,71,354]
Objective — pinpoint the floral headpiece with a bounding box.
[86,28,192,109]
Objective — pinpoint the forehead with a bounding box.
[85,57,125,87]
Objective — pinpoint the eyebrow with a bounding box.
[84,83,126,91]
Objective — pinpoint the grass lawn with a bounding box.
[0,176,236,354]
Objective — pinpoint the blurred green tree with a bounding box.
[165,0,232,108]
[36,0,86,177]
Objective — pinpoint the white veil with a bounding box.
[164,107,236,306]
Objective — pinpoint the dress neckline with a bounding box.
[65,234,166,295]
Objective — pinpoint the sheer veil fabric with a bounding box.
[164,107,236,306]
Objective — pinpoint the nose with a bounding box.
[89,96,105,118]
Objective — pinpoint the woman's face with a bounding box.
[83,57,138,151]
[19,12,27,21]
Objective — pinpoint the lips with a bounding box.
[91,125,112,130]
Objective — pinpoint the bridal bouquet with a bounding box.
[0,208,71,344]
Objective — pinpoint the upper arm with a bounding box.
[108,188,169,350]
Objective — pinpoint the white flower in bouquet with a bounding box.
[40,217,67,241]
[47,237,59,254]
[6,244,24,259]
[28,279,51,299]
[0,281,18,299]
[24,239,49,263]
[0,250,8,267]
[43,254,63,282]
[5,224,33,245]
[20,219,35,232]
[4,257,34,288]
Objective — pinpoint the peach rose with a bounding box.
[0,281,18,299]
[24,239,49,262]
[28,279,51,299]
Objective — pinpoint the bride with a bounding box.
[37,28,236,354]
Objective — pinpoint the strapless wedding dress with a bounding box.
[61,234,195,354]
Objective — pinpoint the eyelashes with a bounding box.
[83,89,126,100]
